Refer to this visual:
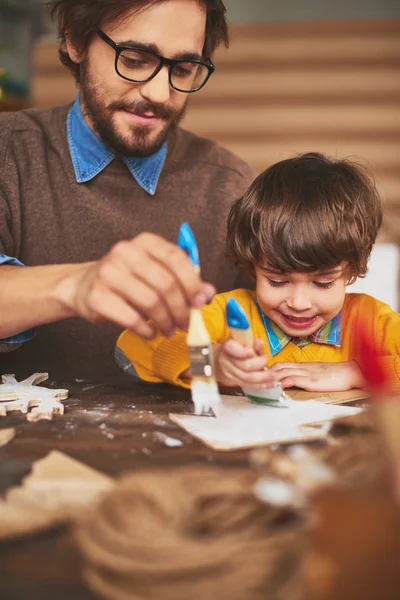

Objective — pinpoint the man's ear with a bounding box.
[65,33,85,65]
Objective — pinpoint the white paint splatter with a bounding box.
[155,432,183,447]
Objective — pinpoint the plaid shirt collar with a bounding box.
[255,300,342,357]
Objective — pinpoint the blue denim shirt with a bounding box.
[67,94,167,194]
[1,95,168,345]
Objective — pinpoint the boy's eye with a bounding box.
[314,281,335,289]
[267,279,288,288]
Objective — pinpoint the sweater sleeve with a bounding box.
[0,112,20,257]
[376,303,400,392]
[115,293,230,388]
[0,115,35,349]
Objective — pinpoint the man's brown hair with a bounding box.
[49,0,228,83]
[227,152,383,283]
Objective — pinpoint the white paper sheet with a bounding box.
[170,394,362,451]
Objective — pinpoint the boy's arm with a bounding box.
[117,327,192,388]
[115,294,230,388]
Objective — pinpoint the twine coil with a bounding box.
[76,466,305,600]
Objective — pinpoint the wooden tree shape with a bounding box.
[0,373,68,422]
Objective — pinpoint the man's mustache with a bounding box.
[109,100,175,120]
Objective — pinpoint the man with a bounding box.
[0,0,252,381]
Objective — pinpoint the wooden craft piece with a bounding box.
[0,450,114,540]
[170,395,363,451]
[288,388,370,405]
[0,427,15,448]
[0,373,68,421]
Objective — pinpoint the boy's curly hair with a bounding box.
[227,152,383,283]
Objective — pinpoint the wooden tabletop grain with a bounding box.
[0,379,256,599]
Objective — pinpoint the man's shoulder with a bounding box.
[0,105,71,173]
[0,104,70,131]
[0,105,71,147]
[173,127,254,181]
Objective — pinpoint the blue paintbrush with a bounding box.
[178,223,221,417]
[226,297,289,408]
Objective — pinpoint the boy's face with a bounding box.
[255,264,348,337]
[66,0,206,157]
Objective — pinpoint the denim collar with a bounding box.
[67,95,167,196]
[255,300,342,357]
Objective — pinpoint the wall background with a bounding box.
[224,0,400,21]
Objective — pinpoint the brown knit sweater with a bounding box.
[0,105,253,381]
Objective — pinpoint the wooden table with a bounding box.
[0,379,252,599]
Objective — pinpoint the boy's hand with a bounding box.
[213,338,276,388]
[269,360,365,392]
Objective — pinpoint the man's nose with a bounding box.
[286,287,313,311]
[140,67,171,105]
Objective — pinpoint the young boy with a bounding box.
[116,152,400,392]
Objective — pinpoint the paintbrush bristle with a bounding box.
[187,342,221,416]
[191,377,221,416]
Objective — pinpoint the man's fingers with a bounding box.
[107,237,214,329]
[202,282,216,303]
[95,259,178,335]
[87,288,156,339]
[134,233,212,304]
[106,242,190,326]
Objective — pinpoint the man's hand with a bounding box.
[56,233,215,339]
[269,360,365,392]
[213,338,276,388]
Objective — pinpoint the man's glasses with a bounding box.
[97,30,215,93]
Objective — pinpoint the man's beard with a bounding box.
[80,62,187,158]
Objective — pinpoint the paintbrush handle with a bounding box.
[187,307,211,346]
[226,298,255,349]
[230,326,254,349]
[185,263,212,346]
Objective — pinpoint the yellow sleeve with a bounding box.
[116,293,230,388]
[377,303,400,392]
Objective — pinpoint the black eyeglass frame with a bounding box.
[97,29,215,93]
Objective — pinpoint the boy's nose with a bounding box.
[140,67,171,105]
[286,288,313,311]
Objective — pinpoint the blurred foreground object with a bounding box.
[76,466,306,600]
[354,317,400,501]
[306,489,400,600]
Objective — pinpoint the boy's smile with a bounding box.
[255,265,348,338]
[280,313,320,330]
